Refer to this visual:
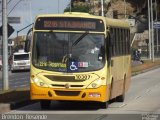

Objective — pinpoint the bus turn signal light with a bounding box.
[88,93,101,98]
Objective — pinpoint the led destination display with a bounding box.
[35,17,105,32]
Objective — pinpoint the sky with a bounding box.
[0,0,70,38]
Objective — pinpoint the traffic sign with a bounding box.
[154,21,160,25]
[126,19,135,27]
[0,24,15,37]
[8,17,21,24]
[153,26,160,29]
[153,21,160,29]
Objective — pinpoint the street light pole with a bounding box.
[2,0,9,90]
[101,0,104,16]
[155,0,159,52]
[70,0,72,12]
[148,0,152,60]
[151,0,155,62]
[124,0,127,19]
[58,0,59,13]
[29,0,33,23]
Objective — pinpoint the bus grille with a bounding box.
[52,84,84,88]
[54,90,80,96]
[44,75,85,82]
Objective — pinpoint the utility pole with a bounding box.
[29,0,33,23]
[151,0,155,62]
[124,0,127,19]
[101,0,104,16]
[58,0,59,13]
[155,0,159,52]
[70,0,72,12]
[2,0,9,90]
[148,0,152,60]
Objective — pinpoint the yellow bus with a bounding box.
[25,12,131,109]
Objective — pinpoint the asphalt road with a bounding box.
[0,71,30,90]
[5,67,160,120]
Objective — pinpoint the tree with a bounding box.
[64,1,89,13]
[64,5,89,13]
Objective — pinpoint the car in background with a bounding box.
[11,50,30,72]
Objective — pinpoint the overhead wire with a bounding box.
[7,0,23,16]
[0,0,22,15]
[0,0,13,13]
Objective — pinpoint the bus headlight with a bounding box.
[32,77,48,87]
[87,79,102,88]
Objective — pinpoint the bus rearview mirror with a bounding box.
[24,39,30,52]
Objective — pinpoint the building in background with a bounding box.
[12,35,26,53]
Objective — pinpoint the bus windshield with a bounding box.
[32,32,105,72]
[14,54,29,61]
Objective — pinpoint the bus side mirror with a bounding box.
[24,28,32,52]
[24,39,30,52]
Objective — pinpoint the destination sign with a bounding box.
[35,17,105,32]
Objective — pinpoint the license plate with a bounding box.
[20,67,24,69]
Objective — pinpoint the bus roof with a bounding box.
[35,12,105,20]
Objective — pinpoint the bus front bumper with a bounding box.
[30,83,109,102]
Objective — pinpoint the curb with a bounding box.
[10,99,36,110]
[0,89,37,113]
[0,100,36,113]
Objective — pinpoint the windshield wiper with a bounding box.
[72,31,89,47]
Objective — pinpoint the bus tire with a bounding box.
[100,101,109,109]
[40,100,51,109]
[116,93,125,102]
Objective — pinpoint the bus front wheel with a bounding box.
[100,101,109,109]
[40,100,51,109]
